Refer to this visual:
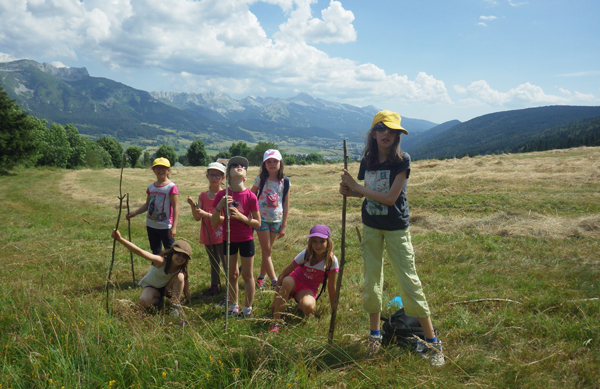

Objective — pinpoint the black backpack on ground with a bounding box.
[381,308,436,351]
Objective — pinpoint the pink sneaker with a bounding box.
[269,324,280,334]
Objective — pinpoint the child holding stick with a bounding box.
[111,229,191,316]
[126,157,179,254]
[339,110,445,366]
[211,157,260,318]
[187,162,227,298]
[269,225,338,334]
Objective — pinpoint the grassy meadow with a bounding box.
[1,146,599,388]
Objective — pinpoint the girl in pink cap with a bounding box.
[250,149,291,290]
[269,224,339,334]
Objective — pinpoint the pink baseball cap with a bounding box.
[263,149,283,162]
[308,225,331,239]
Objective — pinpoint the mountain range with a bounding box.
[2,59,599,160]
[0,59,436,146]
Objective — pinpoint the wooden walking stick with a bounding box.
[106,154,127,313]
[224,164,231,332]
[329,140,348,343]
[126,193,136,286]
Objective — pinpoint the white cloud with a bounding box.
[0,52,19,62]
[508,1,528,7]
[455,80,568,105]
[480,15,497,20]
[51,61,69,68]
[558,88,571,96]
[0,0,451,105]
[277,0,356,44]
[478,22,487,27]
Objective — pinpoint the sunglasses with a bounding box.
[373,124,395,133]
[230,164,247,170]
[208,174,223,178]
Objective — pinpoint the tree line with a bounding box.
[1,85,331,171]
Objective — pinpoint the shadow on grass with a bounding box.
[0,169,17,176]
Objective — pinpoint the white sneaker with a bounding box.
[367,334,382,356]
[419,340,445,366]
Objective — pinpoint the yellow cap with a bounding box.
[371,110,408,134]
[152,157,171,168]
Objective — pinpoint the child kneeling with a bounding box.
[270,225,339,333]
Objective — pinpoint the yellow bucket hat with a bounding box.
[371,110,408,135]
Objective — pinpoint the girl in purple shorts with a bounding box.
[269,225,339,333]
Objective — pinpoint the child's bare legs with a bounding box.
[257,229,277,281]
[370,312,381,332]
[295,290,316,316]
[240,255,255,308]
[166,272,185,304]
[272,276,295,320]
[139,287,162,308]
[417,317,436,339]
[228,254,239,305]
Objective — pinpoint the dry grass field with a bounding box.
[1,146,598,388]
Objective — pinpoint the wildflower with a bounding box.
[218,360,223,366]
[162,372,167,379]
[109,380,116,387]
[206,373,210,378]
[209,355,213,362]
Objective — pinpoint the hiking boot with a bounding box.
[367,334,382,356]
[419,341,445,366]
[269,323,280,334]
[256,277,266,290]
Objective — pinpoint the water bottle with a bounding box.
[388,296,403,309]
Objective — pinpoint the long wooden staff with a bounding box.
[328,140,348,343]
[224,166,230,332]
[106,154,127,313]
[126,193,136,285]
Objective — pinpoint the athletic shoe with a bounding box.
[256,277,266,290]
[270,280,278,290]
[170,305,182,318]
[269,324,280,334]
[419,341,445,366]
[367,334,382,357]
[227,306,240,317]
[241,309,252,319]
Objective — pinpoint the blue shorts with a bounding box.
[256,220,282,233]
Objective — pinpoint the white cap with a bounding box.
[263,149,282,162]
[207,162,226,174]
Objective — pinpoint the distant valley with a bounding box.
[2,59,599,160]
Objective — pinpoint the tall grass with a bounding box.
[1,147,599,388]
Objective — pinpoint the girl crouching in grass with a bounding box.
[111,229,191,317]
[269,225,339,334]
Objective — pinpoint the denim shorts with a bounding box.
[256,220,281,233]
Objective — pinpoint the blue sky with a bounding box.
[1,0,599,123]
